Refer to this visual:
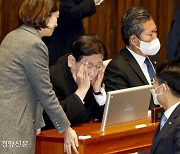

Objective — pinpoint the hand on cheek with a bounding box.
[91,65,105,92]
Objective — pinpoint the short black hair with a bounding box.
[69,34,107,61]
[121,7,152,46]
[156,61,180,97]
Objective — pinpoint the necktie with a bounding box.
[160,114,167,130]
[144,58,155,80]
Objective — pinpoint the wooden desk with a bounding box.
[35,118,158,154]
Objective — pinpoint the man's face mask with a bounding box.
[150,84,166,105]
[135,36,161,56]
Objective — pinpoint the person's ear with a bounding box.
[68,55,76,68]
[162,84,167,93]
[130,35,138,46]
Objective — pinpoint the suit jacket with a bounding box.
[0,25,70,154]
[43,0,96,65]
[104,48,160,109]
[150,104,180,154]
[43,54,104,130]
[166,0,180,60]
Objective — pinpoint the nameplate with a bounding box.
[151,107,165,123]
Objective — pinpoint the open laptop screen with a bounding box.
[101,85,152,132]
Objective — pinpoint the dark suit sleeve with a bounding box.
[61,0,96,20]
[59,93,87,122]
[49,56,103,124]
[174,40,180,60]
[50,72,87,122]
[165,0,180,60]
[174,117,180,153]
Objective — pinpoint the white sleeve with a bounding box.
[93,86,106,106]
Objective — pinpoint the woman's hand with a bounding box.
[64,127,79,154]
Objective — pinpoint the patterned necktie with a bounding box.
[160,114,167,130]
[144,58,155,80]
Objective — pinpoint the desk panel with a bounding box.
[36,118,158,154]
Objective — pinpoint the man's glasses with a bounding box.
[81,61,103,70]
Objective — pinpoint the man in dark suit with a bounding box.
[43,0,103,65]
[166,0,180,61]
[104,7,161,109]
[43,34,107,130]
[150,61,180,154]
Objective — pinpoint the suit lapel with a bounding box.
[148,55,161,72]
[151,104,180,153]
[129,60,148,84]
[120,49,149,85]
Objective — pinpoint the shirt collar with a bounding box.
[126,46,146,66]
[164,102,180,119]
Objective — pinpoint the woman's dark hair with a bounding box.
[69,34,108,61]
[19,0,60,30]
[156,61,180,97]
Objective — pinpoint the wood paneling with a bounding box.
[0,0,179,62]
[0,0,23,42]
[83,0,179,62]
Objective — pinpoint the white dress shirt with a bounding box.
[164,102,180,120]
[126,46,155,84]
[75,86,106,106]
[93,85,106,106]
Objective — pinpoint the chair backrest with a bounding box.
[103,59,111,68]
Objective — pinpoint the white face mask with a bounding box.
[135,37,161,56]
[150,84,166,105]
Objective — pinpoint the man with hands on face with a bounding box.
[43,34,107,130]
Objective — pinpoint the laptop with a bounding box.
[101,85,152,132]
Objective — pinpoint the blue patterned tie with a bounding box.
[160,114,167,130]
[144,58,155,80]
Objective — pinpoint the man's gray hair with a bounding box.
[121,7,152,46]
